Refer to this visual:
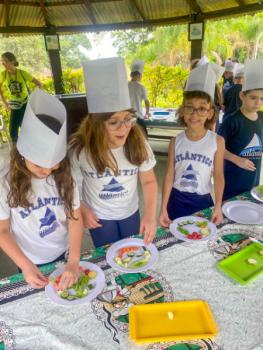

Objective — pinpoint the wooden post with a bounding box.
[44,33,64,94]
[188,21,204,61]
[191,40,203,60]
[47,50,64,94]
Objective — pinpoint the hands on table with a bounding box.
[140,215,156,245]
[22,263,48,289]
[56,261,80,291]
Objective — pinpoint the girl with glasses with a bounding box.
[69,111,157,247]
[159,64,225,227]
[69,58,157,248]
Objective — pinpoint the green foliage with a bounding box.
[142,65,189,108]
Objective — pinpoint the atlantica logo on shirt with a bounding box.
[239,134,263,159]
[180,164,200,190]
[39,207,59,238]
[99,177,128,200]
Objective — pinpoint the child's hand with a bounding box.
[22,263,48,289]
[159,210,172,228]
[211,206,223,225]
[237,157,256,171]
[140,216,156,245]
[57,261,80,291]
[81,206,102,229]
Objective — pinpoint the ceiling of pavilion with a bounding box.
[0,0,262,34]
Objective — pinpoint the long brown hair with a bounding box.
[69,112,149,175]
[178,91,218,130]
[7,147,76,219]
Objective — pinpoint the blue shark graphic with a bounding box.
[39,207,56,228]
[102,177,125,192]
[39,207,59,238]
[180,164,199,189]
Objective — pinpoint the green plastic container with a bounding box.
[217,242,263,285]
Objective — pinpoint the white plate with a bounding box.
[169,216,217,243]
[222,200,263,224]
[106,238,158,273]
[45,261,105,306]
[251,186,263,203]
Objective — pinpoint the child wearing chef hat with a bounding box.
[159,63,225,227]
[218,59,263,200]
[70,57,157,247]
[0,88,83,290]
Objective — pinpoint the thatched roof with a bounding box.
[0,0,262,34]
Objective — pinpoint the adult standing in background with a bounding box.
[222,64,244,121]
[222,59,235,98]
[0,52,42,142]
[128,60,150,136]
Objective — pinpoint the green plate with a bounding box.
[217,242,263,285]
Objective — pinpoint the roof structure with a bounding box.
[0,0,262,34]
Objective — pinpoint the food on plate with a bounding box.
[176,219,210,240]
[52,266,97,301]
[114,245,151,269]
[247,258,257,265]
[255,185,263,198]
[258,250,263,256]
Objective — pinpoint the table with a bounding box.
[0,192,263,350]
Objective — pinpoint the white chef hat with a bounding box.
[224,59,236,73]
[242,59,263,91]
[131,60,144,74]
[196,55,209,67]
[185,63,224,100]
[234,63,245,78]
[83,57,131,114]
[17,88,67,168]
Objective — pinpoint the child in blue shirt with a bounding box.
[218,59,263,200]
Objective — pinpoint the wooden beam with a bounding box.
[129,0,146,20]
[235,0,246,6]
[185,0,202,14]
[39,0,50,26]
[0,3,262,34]
[0,0,122,6]
[83,0,97,24]
[5,0,10,27]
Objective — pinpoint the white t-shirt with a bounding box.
[0,171,80,264]
[71,144,156,220]
[128,81,148,119]
[173,130,218,195]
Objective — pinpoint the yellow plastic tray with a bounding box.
[129,300,218,344]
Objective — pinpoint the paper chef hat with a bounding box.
[131,60,144,74]
[234,63,245,78]
[196,55,209,67]
[83,57,131,114]
[224,59,235,73]
[242,59,263,91]
[17,88,67,168]
[185,63,225,100]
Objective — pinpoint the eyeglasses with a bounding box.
[106,117,137,130]
[183,106,211,116]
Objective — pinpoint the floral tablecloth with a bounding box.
[0,192,263,350]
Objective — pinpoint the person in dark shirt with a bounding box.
[218,59,263,200]
[222,65,244,120]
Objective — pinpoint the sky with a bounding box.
[78,32,118,59]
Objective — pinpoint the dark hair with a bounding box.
[2,52,19,67]
[243,88,263,95]
[36,114,62,135]
[130,71,141,78]
[178,90,218,130]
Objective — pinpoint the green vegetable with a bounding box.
[177,226,189,235]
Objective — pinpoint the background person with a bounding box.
[128,60,150,136]
[0,52,42,142]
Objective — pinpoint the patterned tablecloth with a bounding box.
[0,193,263,350]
